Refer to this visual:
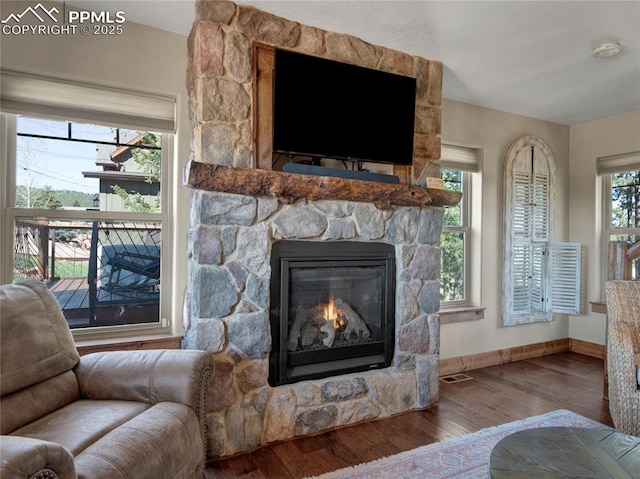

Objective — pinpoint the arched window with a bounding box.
[502,136,580,326]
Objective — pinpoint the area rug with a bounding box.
[306,409,612,479]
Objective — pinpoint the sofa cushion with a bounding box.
[11,399,149,455]
[9,400,204,479]
[73,402,203,479]
[0,280,79,396]
[1,371,80,434]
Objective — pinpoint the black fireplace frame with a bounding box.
[269,240,396,386]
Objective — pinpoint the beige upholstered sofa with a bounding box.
[0,280,212,479]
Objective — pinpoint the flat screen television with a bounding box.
[272,49,417,166]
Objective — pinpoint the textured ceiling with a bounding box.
[72,0,640,126]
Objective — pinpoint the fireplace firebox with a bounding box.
[269,241,395,386]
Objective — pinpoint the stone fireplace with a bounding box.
[183,1,453,459]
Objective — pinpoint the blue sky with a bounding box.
[16,116,132,194]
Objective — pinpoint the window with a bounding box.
[1,71,176,336]
[438,144,481,309]
[599,152,640,287]
[440,168,468,303]
[502,136,580,326]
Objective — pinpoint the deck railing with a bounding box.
[14,220,91,283]
[608,240,640,281]
[13,220,161,328]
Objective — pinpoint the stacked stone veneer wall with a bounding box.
[187,1,443,182]
[184,1,445,458]
[183,192,443,457]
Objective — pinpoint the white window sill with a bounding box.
[439,306,485,324]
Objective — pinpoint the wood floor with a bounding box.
[204,352,613,479]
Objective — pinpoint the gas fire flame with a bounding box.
[323,297,339,328]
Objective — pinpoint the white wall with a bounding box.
[0,1,192,334]
[568,109,640,345]
[440,99,571,359]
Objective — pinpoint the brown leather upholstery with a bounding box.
[0,280,212,479]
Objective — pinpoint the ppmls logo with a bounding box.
[2,2,125,36]
[1,3,59,24]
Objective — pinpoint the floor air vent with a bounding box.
[440,373,473,384]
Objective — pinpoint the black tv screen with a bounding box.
[272,49,416,166]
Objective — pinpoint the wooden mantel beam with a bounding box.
[184,161,462,210]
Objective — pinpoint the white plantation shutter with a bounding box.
[528,146,550,241]
[548,243,581,314]
[503,136,580,325]
[530,244,546,312]
[512,243,532,313]
[513,172,532,239]
[531,172,550,241]
[510,243,548,317]
[512,166,549,241]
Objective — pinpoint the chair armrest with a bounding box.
[75,349,212,413]
[0,436,76,479]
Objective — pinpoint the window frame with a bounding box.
[437,143,483,313]
[502,136,582,325]
[440,168,471,307]
[601,169,640,294]
[1,111,174,340]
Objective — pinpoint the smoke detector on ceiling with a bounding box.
[592,41,621,58]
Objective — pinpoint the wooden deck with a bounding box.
[48,277,89,309]
[47,277,160,328]
[48,277,90,325]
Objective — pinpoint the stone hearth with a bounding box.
[183,1,446,459]
[183,192,442,457]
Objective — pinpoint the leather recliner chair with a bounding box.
[0,280,213,479]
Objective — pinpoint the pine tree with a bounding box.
[32,186,62,209]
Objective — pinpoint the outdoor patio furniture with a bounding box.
[88,221,161,324]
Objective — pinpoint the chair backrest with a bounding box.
[605,280,640,436]
[606,280,640,354]
[0,280,80,397]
